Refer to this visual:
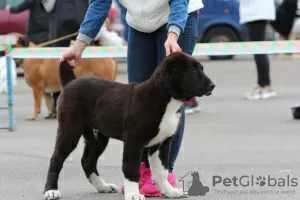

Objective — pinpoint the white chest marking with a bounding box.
[146,98,182,147]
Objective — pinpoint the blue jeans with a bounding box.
[127,11,198,173]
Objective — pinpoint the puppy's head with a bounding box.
[158,52,215,101]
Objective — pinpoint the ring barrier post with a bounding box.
[0,35,16,131]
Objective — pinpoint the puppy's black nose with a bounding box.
[209,82,215,90]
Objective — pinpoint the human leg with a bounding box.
[127,27,157,83]
[140,24,169,170]
[245,21,276,100]
[139,25,169,197]
[121,26,158,193]
[168,10,198,181]
[140,11,198,196]
[248,21,270,87]
[278,35,289,58]
[180,11,201,114]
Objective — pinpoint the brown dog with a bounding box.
[13,35,117,120]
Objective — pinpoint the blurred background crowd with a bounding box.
[1,0,300,58]
[0,0,300,114]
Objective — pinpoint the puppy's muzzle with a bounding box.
[205,82,215,96]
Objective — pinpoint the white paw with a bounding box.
[164,188,184,198]
[125,193,145,200]
[97,183,118,193]
[43,190,61,200]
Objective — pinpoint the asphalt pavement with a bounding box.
[0,56,300,200]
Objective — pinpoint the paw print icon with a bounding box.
[256,176,266,186]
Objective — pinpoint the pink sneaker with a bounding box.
[168,172,177,187]
[139,172,178,196]
[139,172,178,197]
[139,177,162,197]
[121,162,147,193]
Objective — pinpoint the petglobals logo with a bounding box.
[212,175,298,187]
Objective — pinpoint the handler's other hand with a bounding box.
[165,32,181,56]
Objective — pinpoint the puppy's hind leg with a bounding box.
[81,127,118,193]
[149,137,184,198]
[43,120,83,200]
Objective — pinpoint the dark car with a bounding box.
[0,0,29,36]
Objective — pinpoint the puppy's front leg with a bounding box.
[149,137,183,198]
[122,142,145,200]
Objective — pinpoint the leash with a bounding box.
[12,17,112,48]
[11,17,112,48]
[35,18,111,47]
[36,32,79,47]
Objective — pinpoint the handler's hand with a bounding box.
[60,40,87,67]
[164,32,181,56]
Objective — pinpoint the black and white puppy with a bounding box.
[43,52,215,200]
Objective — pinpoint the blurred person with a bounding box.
[184,97,201,114]
[137,4,203,197]
[115,0,129,42]
[4,0,48,103]
[183,10,202,115]
[49,0,89,118]
[182,9,202,115]
[5,0,49,45]
[94,21,125,46]
[272,0,299,58]
[240,0,277,100]
[60,0,203,197]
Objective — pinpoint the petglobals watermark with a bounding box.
[212,175,298,188]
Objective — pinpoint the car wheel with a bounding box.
[202,26,240,60]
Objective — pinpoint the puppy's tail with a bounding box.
[59,61,76,88]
